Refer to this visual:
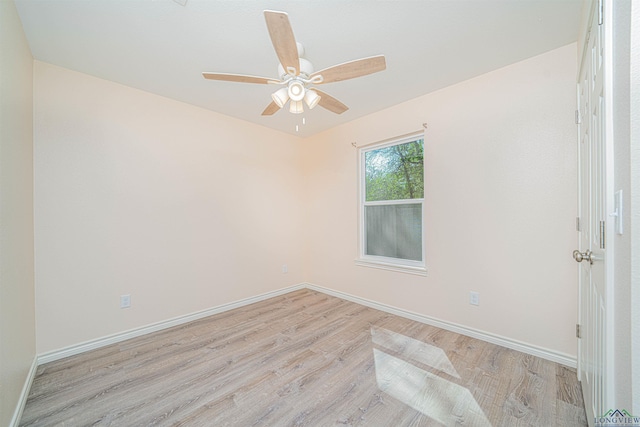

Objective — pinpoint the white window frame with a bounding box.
[355,132,427,276]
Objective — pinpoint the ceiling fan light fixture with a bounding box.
[304,89,321,109]
[289,100,304,114]
[271,87,289,108]
[287,80,305,101]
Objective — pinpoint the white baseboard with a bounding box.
[36,281,575,369]
[9,355,38,427]
[303,283,577,368]
[38,284,306,365]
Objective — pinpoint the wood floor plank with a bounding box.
[20,289,587,426]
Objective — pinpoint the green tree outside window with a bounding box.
[365,139,424,202]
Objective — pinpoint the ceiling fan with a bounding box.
[202,10,386,116]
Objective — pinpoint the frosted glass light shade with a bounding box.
[289,100,304,114]
[271,87,289,108]
[287,81,305,101]
[304,90,321,109]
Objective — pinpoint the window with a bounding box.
[357,133,426,275]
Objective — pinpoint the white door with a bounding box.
[575,0,613,424]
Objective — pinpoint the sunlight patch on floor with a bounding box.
[371,326,461,379]
[371,327,491,426]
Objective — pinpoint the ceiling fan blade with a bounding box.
[311,55,386,84]
[261,101,281,116]
[314,89,349,114]
[202,72,278,85]
[264,10,299,75]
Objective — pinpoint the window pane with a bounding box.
[365,139,424,202]
[365,203,422,261]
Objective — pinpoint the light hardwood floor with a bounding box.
[20,289,587,426]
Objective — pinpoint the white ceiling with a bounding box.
[15,0,584,138]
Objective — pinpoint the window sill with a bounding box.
[354,258,428,276]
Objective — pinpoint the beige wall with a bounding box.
[0,1,36,425]
[303,44,578,357]
[33,62,306,354]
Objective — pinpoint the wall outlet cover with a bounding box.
[120,294,131,308]
[469,291,480,306]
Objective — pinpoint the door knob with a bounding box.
[573,249,594,264]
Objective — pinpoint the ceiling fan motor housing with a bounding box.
[278,57,314,78]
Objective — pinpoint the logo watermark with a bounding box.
[595,409,640,426]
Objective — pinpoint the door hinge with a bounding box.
[575,110,581,125]
[576,217,581,232]
[576,324,582,339]
[600,220,606,249]
[598,0,603,25]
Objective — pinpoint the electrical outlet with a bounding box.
[282,264,288,274]
[120,294,131,309]
[469,291,479,306]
